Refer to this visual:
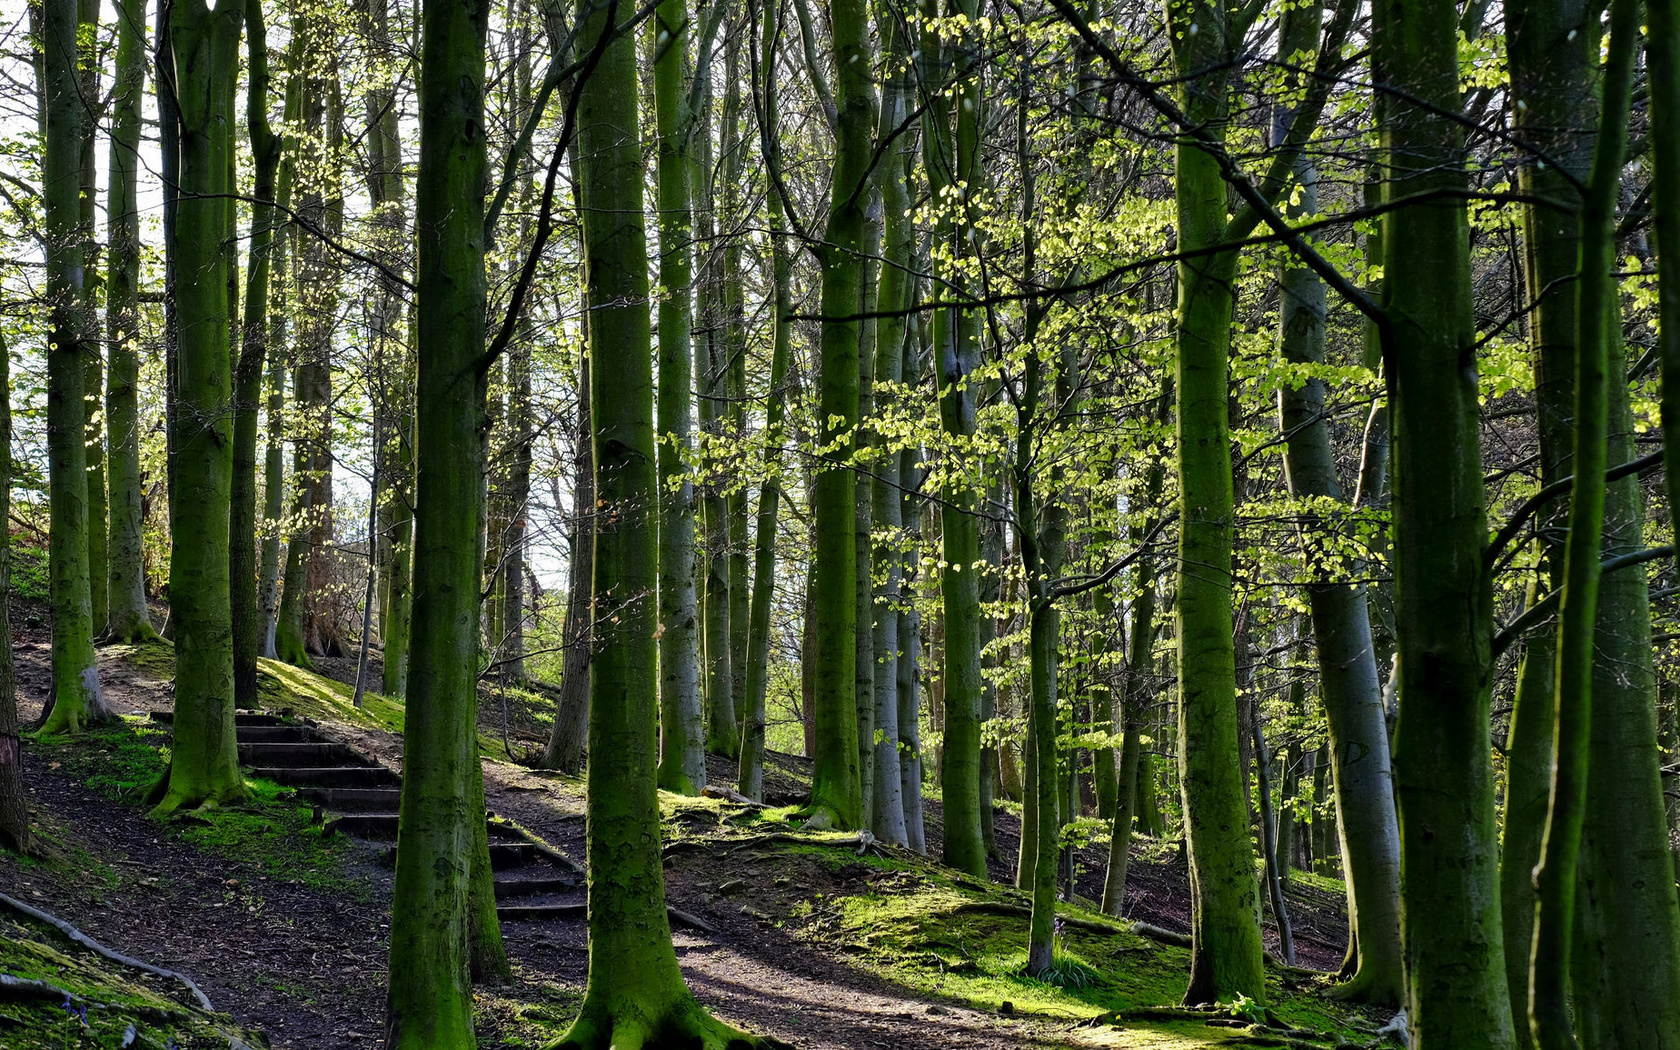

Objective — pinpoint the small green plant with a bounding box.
[1226,992,1267,1025]
[1034,916,1100,989]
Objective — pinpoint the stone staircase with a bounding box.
[150,710,583,920]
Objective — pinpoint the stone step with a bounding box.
[492,874,578,899]
[495,902,585,922]
[298,787,402,812]
[323,812,400,840]
[235,725,318,743]
[489,842,535,871]
[250,765,400,789]
[152,710,289,727]
[238,741,368,767]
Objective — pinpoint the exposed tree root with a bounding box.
[0,890,216,1011]
[948,899,1193,947]
[553,994,792,1050]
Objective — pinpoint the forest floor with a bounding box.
[2,620,1396,1050]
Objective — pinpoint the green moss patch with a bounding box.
[0,913,264,1049]
[34,717,357,894]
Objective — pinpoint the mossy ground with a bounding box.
[32,716,358,894]
[0,912,263,1049]
[653,805,1384,1049]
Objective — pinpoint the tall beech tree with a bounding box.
[103,0,154,644]
[231,0,288,710]
[385,0,502,1040]
[1375,0,1513,1036]
[555,3,778,1046]
[148,0,248,815]
[804,0,874,830]
[0,333,31,855]
[652,0,708,795]
[920,0,987,875]
[38,0,108,735]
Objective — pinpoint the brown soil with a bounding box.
[2,634,1351,1049]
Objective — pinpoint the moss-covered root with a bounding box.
[142,758,246,818]
[553,994,791,1050]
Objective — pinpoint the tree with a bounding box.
[103,0,155,644]
[384,0,501,1041]
[1375,0,1514,1035]
[555,3,779,1046]
[231,0,288,710]
[920,0,987,876]
[804,0,875,831]
[0,330,33,855]
[37,0,109,735]
[147,0,248,815]
[651,0,707,796]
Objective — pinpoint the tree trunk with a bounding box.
[148,0,247,815]
[806,0,874,831]
[1166,0,1263,1004]
[651,0,706,795]
[384,0,499,1040]
[79,0,106,639]
[920,0,986,875]
[555,7,771,1044]
[38,0,108,735]
[1375,0,1515,1033]
[0,330,33,854]
[103,0,155,644]
[539,359,593,773]
[232,0,287,711]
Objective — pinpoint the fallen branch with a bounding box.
[700,785,768,808]
[0,891,215,1012]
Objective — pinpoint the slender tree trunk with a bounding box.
[1166,0,1263,1003]
[79,0,106,638]
[1375,0,1515,1034]
[232,0,286,710]
[1272,104,1403,994]
[806,0,874,831]
[865,32,912,840]
[38,0,108,735]
[556,8,774,1045]
[103,0,155,644]
[920,0,986,875]
[1252,709,1294,965]
[0,331,33,855]
[1103,419,1164,916]
[651,0,706,795]
[385,0,498,1040]
[148,0,247,815]
[540,359,593,773]
[740,0,793,801]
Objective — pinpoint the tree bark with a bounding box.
[385,0,499,1040]
[148,0,248,815]
[102,0,155,644]
[38,0,108,735]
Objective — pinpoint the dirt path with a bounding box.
[3,644,1094,1049]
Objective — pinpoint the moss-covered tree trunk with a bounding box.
[0,331,33,855]
[103,0,155,644]
[555,6,777,1045]
[651,0,705,795]
[148,0,248,816]
[1374,0,1514,1035]
[806,0,874,831]
[919,0,986,875]
[231,0,287,711]
[77,0,106,638]
[38,0,108,735]
[385,0,496,1041]
[740,0,793,802]
[1165,0,1264,1004]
